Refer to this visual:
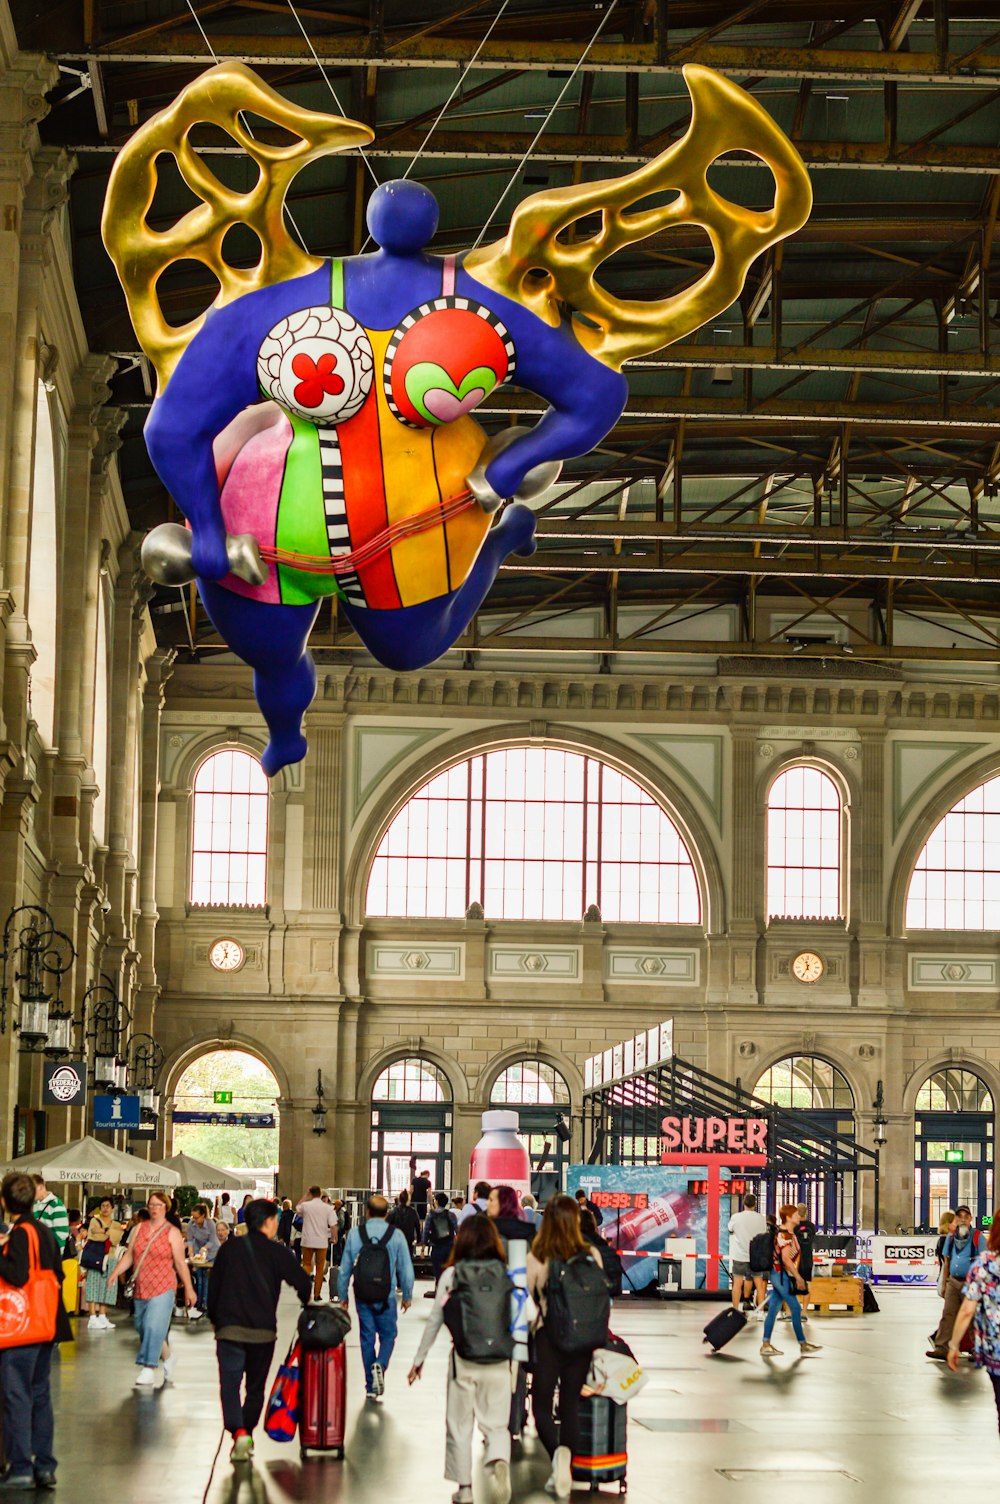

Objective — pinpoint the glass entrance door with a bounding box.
[915,1115,993,1230]
[370,1104,452,1194]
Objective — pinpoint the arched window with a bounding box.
[906,775,1000,930]
[753,1054,855,1227]
[491,1059,570,1107]
[766,765,843,920]
[753,1055,854,1113]
[914,1067,994,1231]
[28,381,58,747]
[190,749,268,907]
[171,1048,279,1174]
[370,1056,452,1193]
[365,747,702,922]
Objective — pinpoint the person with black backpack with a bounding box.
[424,1191,459,1286]
[527,1194,610,1499]
[336,1195,414,1400]
[388,1191,422,1259]
[408,1214,523,1504]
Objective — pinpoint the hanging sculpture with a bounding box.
[102,62,811,775]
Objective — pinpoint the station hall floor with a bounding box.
[42,1283,997,1501]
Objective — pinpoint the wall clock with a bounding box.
[210,938,245,972]
[791,951,824,983]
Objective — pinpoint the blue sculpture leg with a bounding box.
[198,580,320,776]
[341,503,537,671]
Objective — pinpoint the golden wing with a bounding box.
[464,65,811,370]
[101,61,374,392]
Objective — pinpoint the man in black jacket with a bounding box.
[207,1197,313,1463]
[0,1172,72,1491]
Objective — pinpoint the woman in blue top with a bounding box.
[948,1213,1000,1432]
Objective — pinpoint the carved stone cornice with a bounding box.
[20,146,75,262]
[92,405,127,477]
[71,352,117,428]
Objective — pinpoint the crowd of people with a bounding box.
[4,1166,1000,1491]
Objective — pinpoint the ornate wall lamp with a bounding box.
[0,905,76,1054]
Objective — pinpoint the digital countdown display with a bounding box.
[591,1191,649,1210]
[687,1178,748,1196]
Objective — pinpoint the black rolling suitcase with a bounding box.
[509,1360,529,1439]
[571,1394,627,1491]
[702,1306,747,1351]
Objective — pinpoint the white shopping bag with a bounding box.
[584,1346,648,1405]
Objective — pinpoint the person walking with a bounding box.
[296,1186,338,1300]
[337,1194,414,1400]
[218,1193,235,1229]
[527,1194,608,1499]
[458,1183,491,1224]
[207,1197,313,1463]
[0,1172,72,1492]
[575,1189,603,1229]
[408,1215,521,1504]
[32,1177,69,1254]
[82,1197,124,1331]
[411,1168,432,1224]
[946,1211,1000,1432]
[389,1190,421,1259]
[928,1204,981,1361]
[759,1204,822,1359]
[277,1198,294,1247]
[186,1202,220,1311]
[236,1194,253,1226]
[110,1189,199,1387]
[425,1192,459,1286]
[727,1192,767,1312]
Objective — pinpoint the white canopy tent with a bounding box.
[1,1135,180,1188]
[153,1152,244,1193]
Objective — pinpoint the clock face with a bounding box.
[792,951,824,984]
[210,938,245,973]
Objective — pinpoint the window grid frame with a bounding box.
[365,747,702,923]
[766,764,844,922]
[190,748,269,909]
[490,1058,571,1107]
[906,775,1000,931]
[753,1054,855,1112]
[371,1056,451,1104]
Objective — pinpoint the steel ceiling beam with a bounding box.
[501,550,1000,582]
[633,345,1000,380]
[55,35,1000,85]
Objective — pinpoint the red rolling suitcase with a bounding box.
[299,1342,347,1458]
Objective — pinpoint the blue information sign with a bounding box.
[93,1094,141,1130]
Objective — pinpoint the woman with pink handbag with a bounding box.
[0,1171,72,1491]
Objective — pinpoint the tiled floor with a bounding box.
[46,1284,997,1502]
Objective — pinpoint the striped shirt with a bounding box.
[34,1192,70,1251]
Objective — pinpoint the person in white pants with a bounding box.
[409,1216,534,1504]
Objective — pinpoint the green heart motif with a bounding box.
[404,362,498,425]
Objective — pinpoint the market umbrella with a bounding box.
[153,1152,244,1192]
[0,1134,180,1188]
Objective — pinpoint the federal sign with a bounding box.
[42,1060,87,1109]
[93,1094,141,1131]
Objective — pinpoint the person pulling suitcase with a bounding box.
[207,1197,313,1465]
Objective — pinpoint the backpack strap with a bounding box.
[358,1221,371,1248]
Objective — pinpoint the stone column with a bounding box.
[855,730,891,1008]
[727,731,760,1005]
[133,649,174,1039]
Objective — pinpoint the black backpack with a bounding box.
[298,1303,352,1350]
[545,1253,610,1354]
[430,1209,454,1245]
[353,1223,393,1308]
[442,1260,514,1363]
[749,1230,775,1275]
[593,1239,624,1299]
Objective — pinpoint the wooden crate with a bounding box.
[802,1275,864,1314]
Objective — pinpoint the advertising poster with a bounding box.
[569,1164,738,1293]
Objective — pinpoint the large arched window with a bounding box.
[906,775,1000,929]
[190,749,268,907]
[28,381,58,747]
[753,1055,854,1114]
[491,1059,569,1108]
[914,1067,994,1231]
[365,747,702,922]
[371,1056,452,1193]
[766,765,843,920]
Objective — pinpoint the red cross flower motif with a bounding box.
[291,350,346,408]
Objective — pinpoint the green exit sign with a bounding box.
[213,1091,233,1104]
[945,1149,964,1162]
